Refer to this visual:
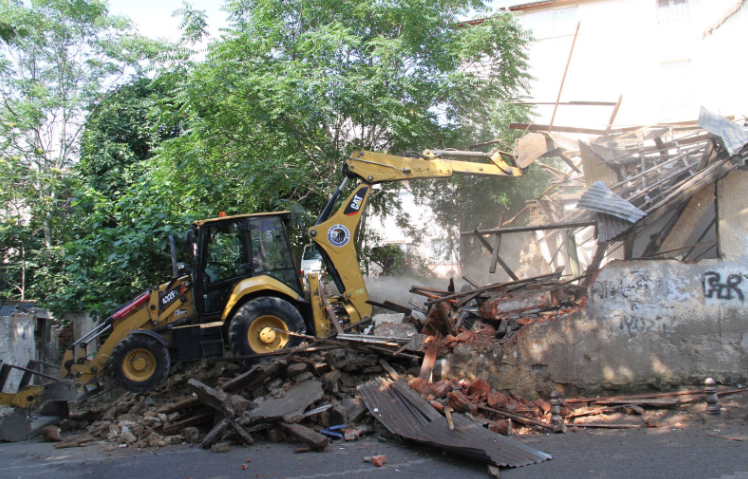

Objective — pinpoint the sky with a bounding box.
[107,0,231,43]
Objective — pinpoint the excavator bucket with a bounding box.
[0,361,77,442]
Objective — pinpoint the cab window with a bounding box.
[249,216,301,294]
[202,221,250,313]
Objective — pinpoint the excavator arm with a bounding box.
[307,149,527,333]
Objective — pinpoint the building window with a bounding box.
[657,0,689,23]
[523,6,578,39]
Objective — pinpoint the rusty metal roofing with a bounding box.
[358,378,552,468]
[577,181,646,223]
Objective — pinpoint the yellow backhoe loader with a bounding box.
[0,148,531,441]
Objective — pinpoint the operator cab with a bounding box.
[187,212,302,322]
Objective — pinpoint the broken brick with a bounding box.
[410,378,431,395]
[430,400,445,412]
[487,392,508,409]
[431,380,453,398]
[447,390,477,414]
[468,378,491,397]
[369,455,386,467]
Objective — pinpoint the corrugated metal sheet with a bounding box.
[597,213,633,242]
[578,181,646,223]
[698,107,748,156]
[578,141,620,188]
[358,378,552,468]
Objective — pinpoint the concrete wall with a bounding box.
[450,170,748,397]
[0,313,36,392]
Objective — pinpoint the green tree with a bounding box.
[41,74,190,316]
[155,0,532,243]
[0,0,163,301]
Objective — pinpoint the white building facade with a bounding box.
[497,0,747,127]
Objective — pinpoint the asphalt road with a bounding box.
[2,425,748,479]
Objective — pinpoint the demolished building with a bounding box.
[440,108,748,397]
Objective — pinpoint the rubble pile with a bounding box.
[407,269,584,351]
[52,271,583,457]
[55,348,407,451]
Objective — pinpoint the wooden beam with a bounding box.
[424,271,562,306]
[549,22,581,133]
[565,231,580,277]
[603,95,623,139]
[489,213,505,274]
[319,287,344,335]
[463,220,597,236]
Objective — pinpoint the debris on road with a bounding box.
[359,377,552,468]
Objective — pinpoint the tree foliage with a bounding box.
[154,0,532,234]
[0,0,164,303]
[1,0,535,316]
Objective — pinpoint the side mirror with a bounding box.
[185,228,195,245]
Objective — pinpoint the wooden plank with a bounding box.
[510,123,619,135]
[366,299,412,315]
[476,405,554,431]
[463,221,597,236]
[155,397,202,415]
[221,361,284,393]
[548,22,581,133]
[378,358,400,381]
[426,271,561,305]
[419,338,439,382]
[280,423,329,450]
[455,291,481,308]
[162,411,214,435]
[473,228,494,252]
[489,213,505,274]
[565,232,580,277]
[559,154,583,174]
[461,276,481,288]
[603,94,623,139]
[319,287,344,335]
[425,271,562,306]
[496,255,519,281]
[200,418,228,449]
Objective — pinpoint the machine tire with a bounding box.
[229,297,306,364]
[110,335,171,393]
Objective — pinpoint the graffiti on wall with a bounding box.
[591,270,675,302]
[614,304,678,336]
[591,270,683,337]
[591,267,748,338]
[703,271,746,301]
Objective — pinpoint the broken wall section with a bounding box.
[451,169,748,397]
[0,313,35,391]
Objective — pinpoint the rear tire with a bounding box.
[110,335,171,393]
[229,297,306,365]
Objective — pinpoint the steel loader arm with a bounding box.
[306,149,525,334]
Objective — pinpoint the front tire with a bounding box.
[229,297,306,364]
[110,335,171,393]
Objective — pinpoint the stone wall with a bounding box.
[449,170,748,398]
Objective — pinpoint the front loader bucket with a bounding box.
[0,361,77,442]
